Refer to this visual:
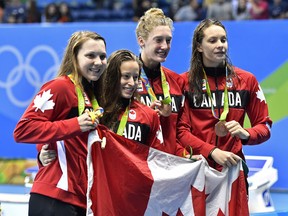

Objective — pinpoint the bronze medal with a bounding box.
[161,103,172,117]
[215,121,228,137]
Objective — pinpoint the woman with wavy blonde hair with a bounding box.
[135,8,189,157]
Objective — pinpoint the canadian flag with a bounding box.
[86,125,249,216]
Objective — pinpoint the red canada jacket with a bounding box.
[138,66,186,157]
[14,75,91,208]
[177,67,272,170]
[14,75,166,209]
[115,99,164,149]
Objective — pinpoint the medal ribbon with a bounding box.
[140,66,172,105]
[203,67,229,121]
[116,102,130,136]
[68,74,99,115]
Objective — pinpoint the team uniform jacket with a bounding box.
[14,75,95,209]
[114,99,164,150]
[177,67,272,171]
[138,66,186,156]
[14,75,165,209]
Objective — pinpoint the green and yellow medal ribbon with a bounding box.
[203,67,229,121]
[116,103,130,136]
[68,74,100,116]
[140,66,172,105]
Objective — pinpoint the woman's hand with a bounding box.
[39,144,57,166]
[77,109,99,132]
[184,154,202,161]
[150,100,172,117]
[210,148,242,167]
[225,120,250,140]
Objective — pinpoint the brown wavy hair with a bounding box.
[99,49,142,131]
[188,19,236,104]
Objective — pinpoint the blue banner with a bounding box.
[0,21,287,189]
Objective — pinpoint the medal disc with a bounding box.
[215,121,228,137]
[162,103,172,117]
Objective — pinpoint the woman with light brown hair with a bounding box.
[14,31,107,216]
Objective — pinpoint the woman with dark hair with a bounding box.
[98,49,164,149]
[177,19,272,176]
[43,3,60,22]
[58,2,73,22]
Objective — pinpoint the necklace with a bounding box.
[202,67,229,137]
[116,101,130,136]
[140,66,172,105]
[68,74,100,115]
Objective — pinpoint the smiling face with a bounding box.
[138,25,172,68]
[120,60,140,99]
[197,25,228,67]
[77,39,107,82]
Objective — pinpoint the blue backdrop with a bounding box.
[0,20,287,189]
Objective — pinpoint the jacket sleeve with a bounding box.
[13,80,82,144]
[244,75,272,145]
[177,97,215,159]
[174,140,189,157]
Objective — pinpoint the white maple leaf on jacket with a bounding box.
[33,89,55,112]
[256,85,266,104]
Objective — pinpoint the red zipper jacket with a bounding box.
[138,66,186,157]
[177,67,272,170]
[14,75,91,209]
[115,100,164,150]
[15,75,166,209]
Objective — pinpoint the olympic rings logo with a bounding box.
[0,45,60,107]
